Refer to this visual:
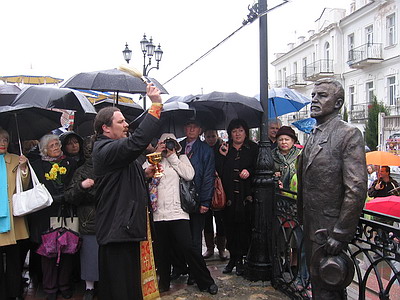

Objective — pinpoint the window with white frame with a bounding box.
[348,34,354,60]
[277,70,282,87]
[324,42,330,72]
[388,76,396,106]
[366,25,373,46]
[366,81,374,103]
[387,14,396,46]
[282,68,287,87]
[349,86,355,110]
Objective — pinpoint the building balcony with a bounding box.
[286,73,307,88]
[347,43,383,69]
[304,59,334,81]
[349,103,371,121]
[272,80,286,88]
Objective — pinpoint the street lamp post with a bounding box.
[122,34,163,109]
[140,34,164,77]
[122,43,132,64]
[244,0,275,282]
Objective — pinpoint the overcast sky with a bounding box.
[0,0,351,102]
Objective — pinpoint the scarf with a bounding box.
[41,152,66,162]
[0,154,11,233]
[272,147,301,189]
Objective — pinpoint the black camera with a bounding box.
[164,138,176,151]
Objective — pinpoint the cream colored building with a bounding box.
[271,0,399,148]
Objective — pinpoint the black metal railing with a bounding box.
[347,43,383,67]
[272,190,400,300]
[350,103,370,121]
[304,59,334,80]
[286,74,307,87]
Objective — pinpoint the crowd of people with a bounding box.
[0,78,397,300]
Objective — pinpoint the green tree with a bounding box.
[365,97,388,151]
[342,105,348,122]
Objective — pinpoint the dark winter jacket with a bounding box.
[367,177,399,198]
[92,114,160,245]
[28,157,77,243]
[215,139,258,222]
[180,138,215,209]
[65,158,96,235]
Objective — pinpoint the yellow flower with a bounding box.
[52,163,60,171]
[45,173,51,180]
[59,167,67,175]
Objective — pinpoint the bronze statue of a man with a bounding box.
[297,78,367,299]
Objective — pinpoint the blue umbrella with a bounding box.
[292,118,316,134]
[256,88,311,118]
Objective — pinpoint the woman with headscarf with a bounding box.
[216,119,258,276]
[29,134,77,300]
[0,127,29,300]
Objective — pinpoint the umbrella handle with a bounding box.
[272,99,278,119]
[14,113,23,155]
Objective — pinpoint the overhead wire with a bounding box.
[162,0,289,86]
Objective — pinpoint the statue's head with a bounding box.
[311,78,344,124]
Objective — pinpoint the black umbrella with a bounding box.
[165,94,198,104]
[189,91,264,129]
[61,68,168,95]
[166,92,263,129]
[93,99,144,123]
[0,84,21,106]
[0,105,62,152]
[11,85,96,135]
[131,102,195,138]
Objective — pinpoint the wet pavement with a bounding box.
[23,252,289,300]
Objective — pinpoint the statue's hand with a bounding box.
[324,236,346,255]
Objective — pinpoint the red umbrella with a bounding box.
[365,195,400,217]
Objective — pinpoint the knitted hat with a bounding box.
[276,126,297,141]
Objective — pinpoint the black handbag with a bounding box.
[179,177,199,213]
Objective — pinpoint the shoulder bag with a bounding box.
[211,172,226,210]
[179,177,199,213]
[13,161,53,217]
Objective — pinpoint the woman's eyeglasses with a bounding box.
[47,142,61,150]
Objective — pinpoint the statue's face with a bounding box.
[310,83,340,121]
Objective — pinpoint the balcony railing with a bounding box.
[350,103,371,121]
[272,80,286,88]
[347,43,383,69]
[286,73,307,88]
[304,59,334,81]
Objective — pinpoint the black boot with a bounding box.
[222,255,236,274]
[235,256,244,276]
